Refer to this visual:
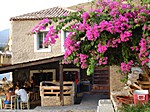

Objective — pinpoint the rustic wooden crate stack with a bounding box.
[40,81,75,106]
[138,81,150,92]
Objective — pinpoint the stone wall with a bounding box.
[10,20,64,64]
[110,66,126,92]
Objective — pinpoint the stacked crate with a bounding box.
[40,81,75,106]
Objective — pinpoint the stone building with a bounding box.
[0,2,125,99]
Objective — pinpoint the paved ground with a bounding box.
[33,93,104,112]
[0,93,114,112]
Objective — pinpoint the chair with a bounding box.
[0,95,6,109]
[4,95,16,109]
[20,93,30,110]
[30,91,40,101]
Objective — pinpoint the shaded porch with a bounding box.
[0,55,110,110]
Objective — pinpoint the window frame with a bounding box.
[30,69,56,84]
[34,31,51,52]
[63,68,80,82]
[61,30,70,52]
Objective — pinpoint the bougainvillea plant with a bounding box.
[32,0,150,76]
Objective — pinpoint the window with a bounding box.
[61,30,70,52]
[30,69,56,86]
[33,72,53,86]
[63,68,80,84]
[63,71,78,81]
[34,32,51,52]
[38,32,48,49]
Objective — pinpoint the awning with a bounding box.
[0,55,64,74]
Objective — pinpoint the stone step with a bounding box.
[93,80,109,83]
[92,84,109,87]
[94,72,108,74]
[91,90,109,93]
[94,67,109,70]
[94,77,109,79]
[93,75,109,78]
[97,99,114,112]
[92,86,109,91]
[93,81,108,84]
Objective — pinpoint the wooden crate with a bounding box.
[138,81,150,93]
[40,81,75,106]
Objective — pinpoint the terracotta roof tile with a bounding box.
[10,6,74,21]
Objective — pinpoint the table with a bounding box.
[0,95,5,109]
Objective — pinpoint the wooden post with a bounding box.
[59,62,64,106]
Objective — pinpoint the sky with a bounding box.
[0,0,91,31]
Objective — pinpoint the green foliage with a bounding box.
[120,76,128,83]
[87,58,96,76]
[119,102,150,112]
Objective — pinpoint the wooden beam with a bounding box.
[59,63,64,106]
[0,55,64,73]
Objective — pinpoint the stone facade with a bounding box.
[10,20,64,64]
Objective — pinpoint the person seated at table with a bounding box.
[14,80,20,88]
[9,88,15,96]
[14,85,19,94]
[23,81,31,93]
[2,90,11,108]
[17,86,27,102]
[1,78,5,83]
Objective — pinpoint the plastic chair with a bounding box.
[4,95,16,109]
[20,93,30,110]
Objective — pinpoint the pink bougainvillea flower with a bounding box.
[86,23,100,41]
[81,63,88,69]
[63,12,68,16]
[98,43,108,53]
[80,54,88,63]
[121,60,133,73]
[74,58,79,64]
[81,12,90,23]
[99,57,108,65]
[143,24,147,30]
[120,31,132,42]
[31,0,150,76]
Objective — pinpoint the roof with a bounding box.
[0,55,64,74]
[68,2,92,11]
[10,7,73,21]
[10,1,94,21]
